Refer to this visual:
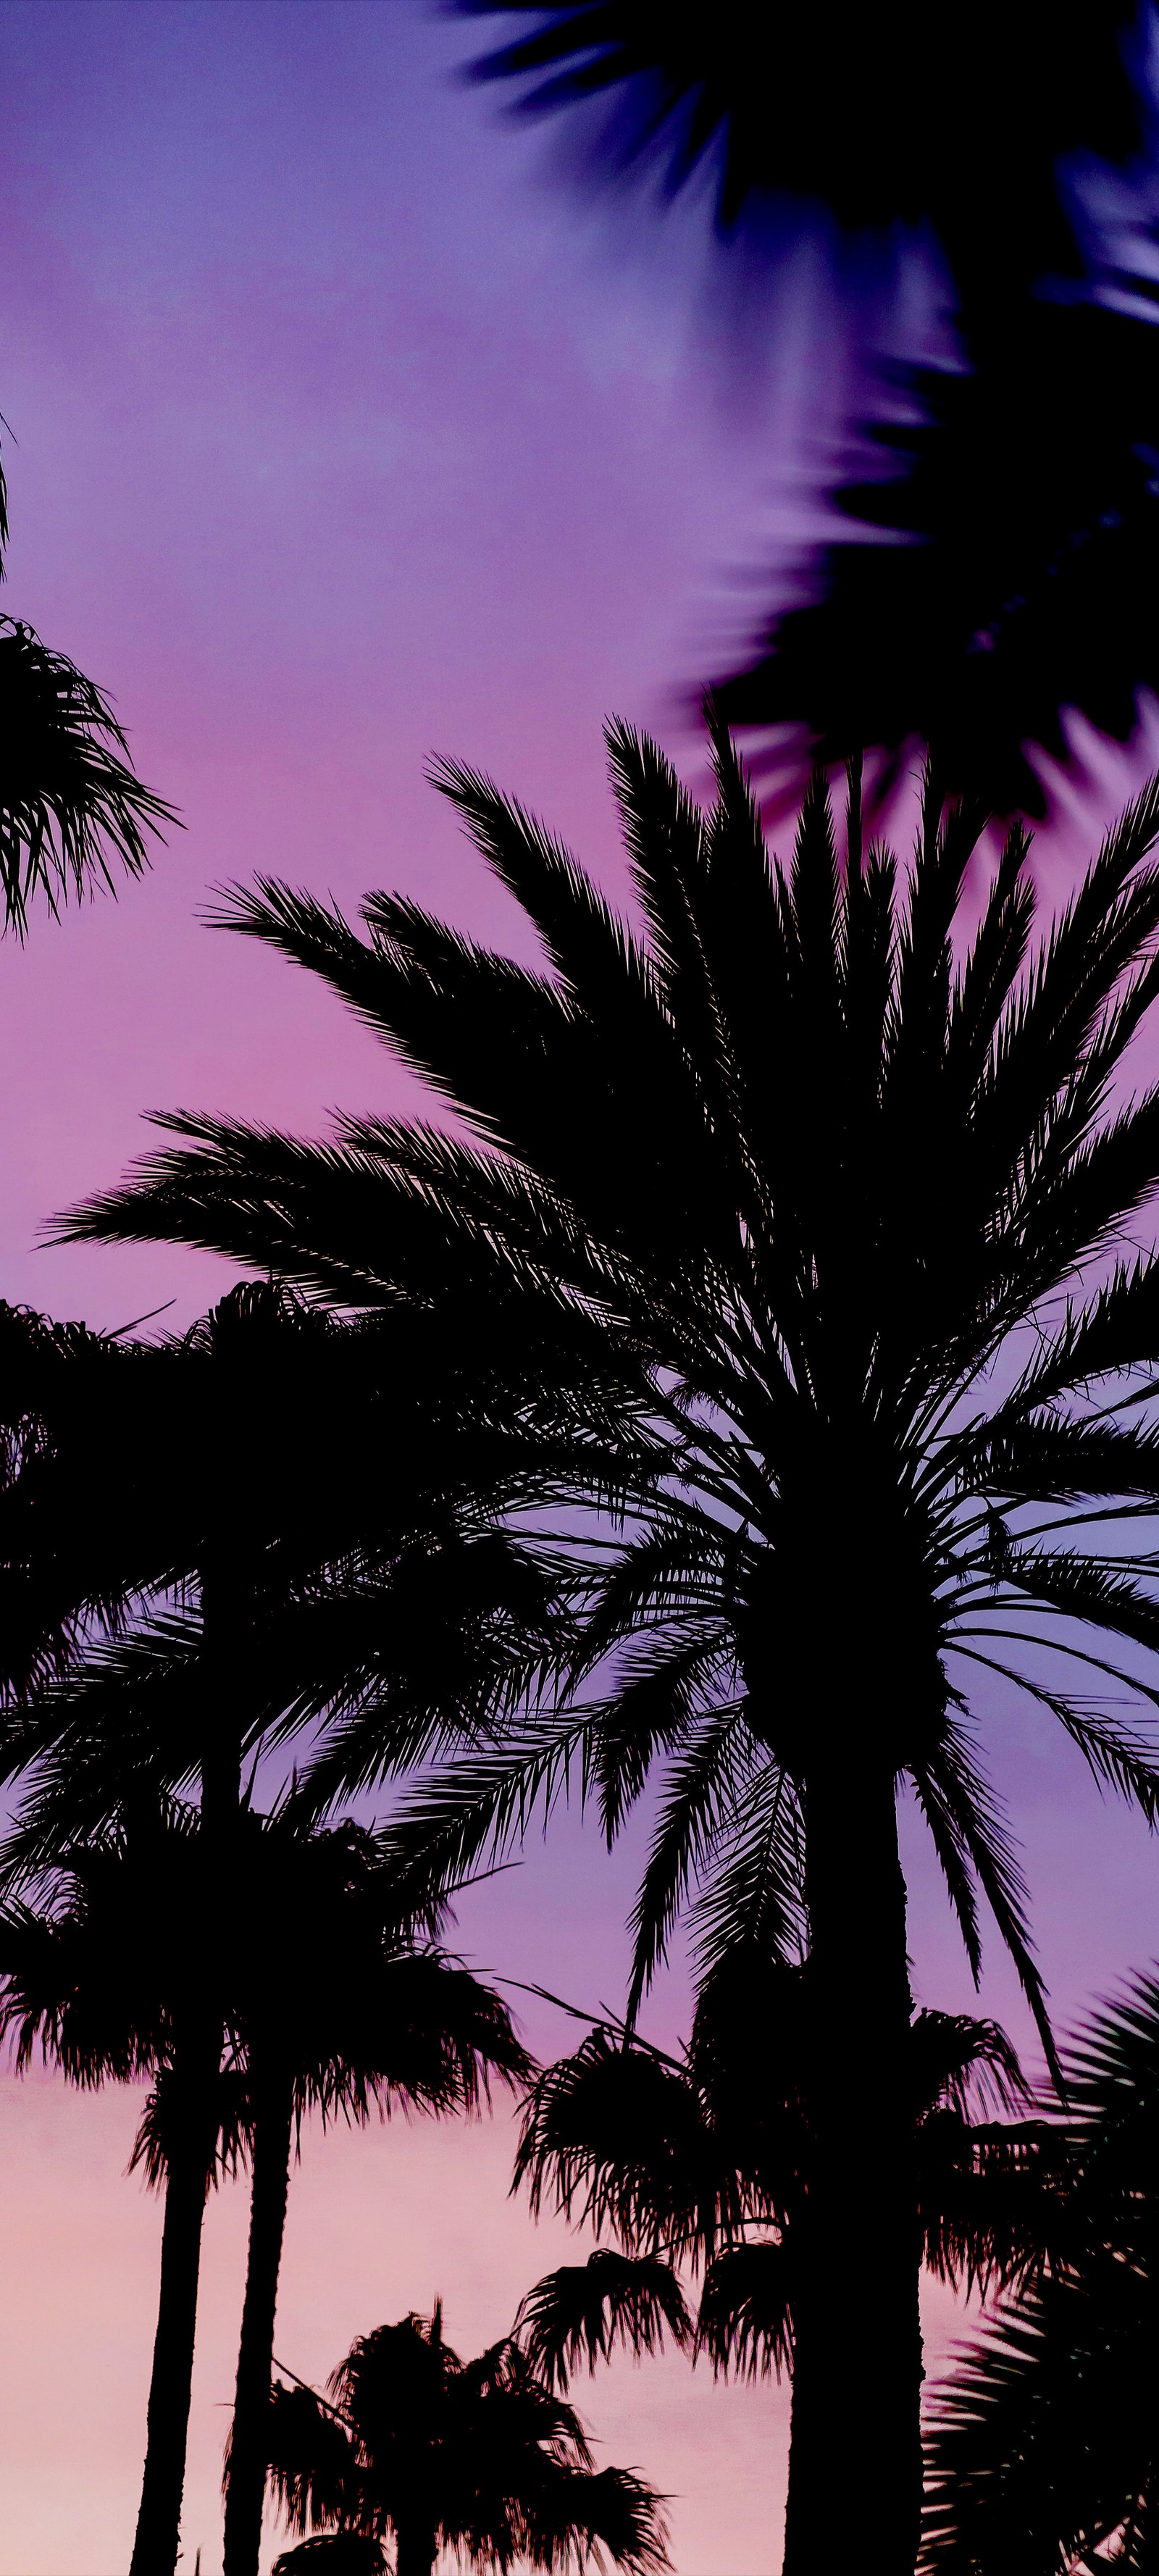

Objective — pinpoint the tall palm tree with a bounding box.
[921,1970,1159,2575]
[62,721,1159,2570]
[0,1284,567,2576]
[264,2306,668,2576]
[0,1803,247,2576]
[511,1949,1062,2408]
[222,1811,531,2576]
[0,437,173,932]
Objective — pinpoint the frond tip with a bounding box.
[515,2250,694,2389]
[0,617,176,936]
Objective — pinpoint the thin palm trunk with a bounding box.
[128,2041,222,2576]
[131,1576,246,2576]
[782,1760,920,2576]
[395,2523,438,2576]
[222,2062,294,2576]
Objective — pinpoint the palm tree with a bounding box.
[455,8,1159,814]
[0,1284,566,2576]
[454,1,1134,284]
[264,2305,668,2576]
[921,1970,1159,2574]
[0,438,173,932]
[0,1803,247,2576]
[62,721,1159,2570]
[0,1797,531,2576]
[511,1949,1062,2408]
[222,1810,531,2576]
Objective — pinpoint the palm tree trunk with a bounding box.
[130,1571,247,2576]
[222,2062,295,2576]
[128,2049,221,2576]
[781,1760,921,2576]
[395,2525,438,2576]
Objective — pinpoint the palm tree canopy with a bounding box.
[0,1281,576,1852]
[0,1799,530,2160]
[0,1800,248,2205]
[921,1970,1159,2574]
[714,285,1159,817]
[63,722,1159,2055]
[514,1959,1061,2393]
[0,615,175,936]
[0,1799,202,2085]
[456,11,1159,816]
[225,1805,533,2122]
[455,2,1139,264]
[267,2307,669,2576]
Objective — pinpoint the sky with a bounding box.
[1,6,1159,2574]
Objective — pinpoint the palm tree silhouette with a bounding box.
[922,1970,1159,2573]
[0,1284,564,2576]
[512,1950,1062,2412]
[0,1804,247,2576]
[264,2306,668,2576]
[222,1810,531,2576]
[456,6,1159,814]
[453,1,1137,290]
[0,1799,532,2576]
[64,722,1159,2569]
[0,438,173,932]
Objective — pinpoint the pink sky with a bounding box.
[1,7,1159,2574]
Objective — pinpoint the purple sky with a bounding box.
[1,7,1159,2574]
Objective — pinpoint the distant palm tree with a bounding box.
[222,1811,531,2576]
[264,2305,668,2576]
[0,1800,531,2576]
[0,1283,566,2576]
[0,1804,245,2576]
[63,724,1159,2572]
[512,1948,1061,2406]
[921,1970,1159,2575]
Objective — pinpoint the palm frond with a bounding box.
[0,618,175,937]
[695,2241,794,2382]
[514,2251,693,2390]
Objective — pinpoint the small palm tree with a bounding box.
[264,2306,668,2576]
[222,1812,531,2576]
[511,1950,1061,2404]
[63,724,1159,2572]
[921,1971,1159,2574]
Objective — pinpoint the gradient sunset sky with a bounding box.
[2,7,1159,2575]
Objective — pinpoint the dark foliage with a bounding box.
[57,721,1159,2565]
[922,1971,1159,2573]
[266,2307,669,2576]
[458,6,1159,810]
[0,1279,577,1852]
[512,1962,1062,2392]
[455,4,1139,267]
[0,616,174,934]
[65,727,1159,2040]
[715,292,1159,815]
